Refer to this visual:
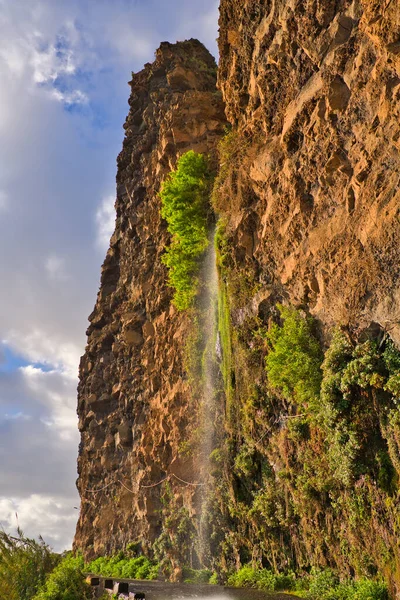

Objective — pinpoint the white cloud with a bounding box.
[6,331,81,376]
[0,360,79,550]
[51,88,88,105]
[96,195,116,251]
[0,495,78,552]
[0,0,220,552]
[31,41,77,84]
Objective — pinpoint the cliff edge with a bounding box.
[74,39,226,560]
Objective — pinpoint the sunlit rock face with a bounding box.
[213,0,400,594]
[217,0,400,342]
[75,1,400,590]
[74,39,226,560]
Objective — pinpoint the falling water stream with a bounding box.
[201,227,220,468]
[171,228,293,599]
[196,226,224,569]
[88,234,296,599]
[184,226,219,568]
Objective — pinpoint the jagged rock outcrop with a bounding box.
[74,39,226,559]
[218,0,400,342]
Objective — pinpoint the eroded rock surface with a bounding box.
[74,39,226,559]
[218,0,400,341]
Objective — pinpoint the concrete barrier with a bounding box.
[86,574,146,599]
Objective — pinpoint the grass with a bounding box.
[33,555,91,600]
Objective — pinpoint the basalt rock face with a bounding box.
[75,2,400,590]
[218,0,400,341]
[214,0,400,590]
[74,39,226,560]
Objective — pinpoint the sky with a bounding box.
[0,0,219,552]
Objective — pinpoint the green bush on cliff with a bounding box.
[0,529,59,600]
[33,555,90,600]
[265,305,323,407]
[160,150,213,310]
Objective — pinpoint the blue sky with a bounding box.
[0,0,219,551]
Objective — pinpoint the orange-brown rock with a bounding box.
[215,0,400,592]
[218,0,400,342]
[74,39,226,559]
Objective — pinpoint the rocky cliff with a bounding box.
[75,0,400,594]
[74,39,226,562]
[213,0,400,592]
[217,0,400,340]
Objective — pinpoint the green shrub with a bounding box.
[349,579,389,600]
[227,565,260,588]
[306,568,339,598]
[33,555,90,600]
[225,565,388,599]
[265,305,323,407]
[0,529,59,600]
[209,572,219,584]
[227,565,295,591]
[305,570,389,600]
[160,151,213,310]
[86,554,159,580]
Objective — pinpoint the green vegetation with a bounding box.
[33,555,90,600]
[226,565,389,599]
[153,484,197,579]
[196,287,400,595]
[227,565,295,591]
[0,529,59,600]
[86,553,159,580]
[304,570,389,600]
[265,304,323,408]
[160,150,213,310]
[182,567,212,584]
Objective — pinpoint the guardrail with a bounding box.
[86,575,146,598]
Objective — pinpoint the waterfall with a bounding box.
[202,227,220,460]
[196,227,222,568]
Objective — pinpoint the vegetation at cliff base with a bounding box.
[33,555,91,600]
[206,297,400,596]
[226,565,389,599]
[0,529,59,600]
[160,150,213,310]
[86,552,159,580]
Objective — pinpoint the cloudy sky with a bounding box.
[0,0,219,552]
